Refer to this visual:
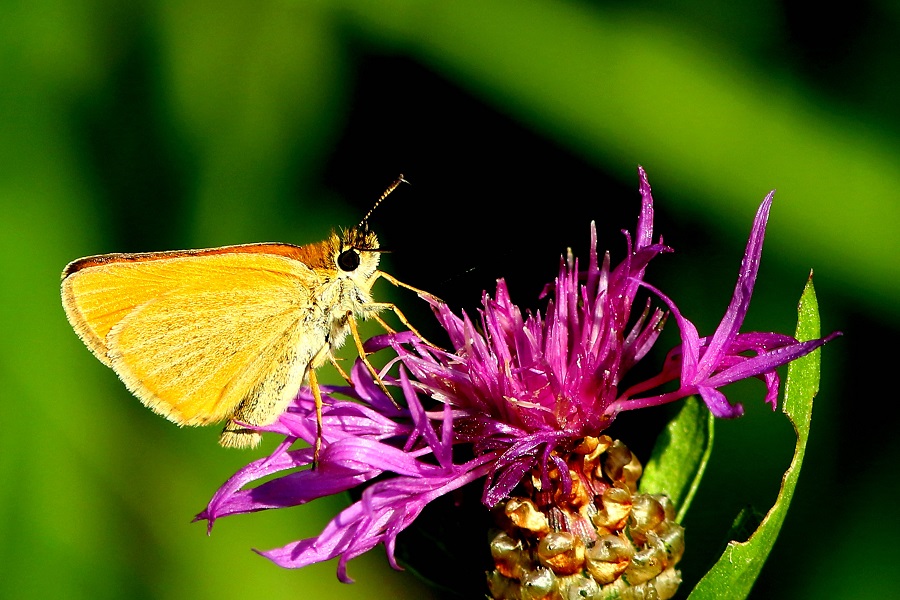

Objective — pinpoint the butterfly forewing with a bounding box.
[62,247,321,428]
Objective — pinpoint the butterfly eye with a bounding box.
[337,249,361,272]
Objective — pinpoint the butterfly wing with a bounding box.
[61,245,324,428]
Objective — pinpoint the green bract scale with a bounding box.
[487,437,684,600]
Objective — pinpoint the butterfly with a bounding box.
[61,176,430,456]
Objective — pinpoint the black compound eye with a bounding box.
[337,249,361,272]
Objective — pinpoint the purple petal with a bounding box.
[697,192,774,378]
[636,165,655,251]
[705,334,841,388]
[203,462,381,525]
[258,458,495,581]
[638,281,702,381]
[699,385,744,418]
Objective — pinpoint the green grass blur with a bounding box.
[1,1,896,598]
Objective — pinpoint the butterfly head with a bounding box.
[330,223,381,283]
[327,174,405,283]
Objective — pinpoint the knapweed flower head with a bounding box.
[196,167,838,590]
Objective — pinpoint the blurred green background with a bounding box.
[2,1,897,598]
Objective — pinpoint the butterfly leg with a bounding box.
[372,313,397,334]
[369,271,443,349]
[308,369,324,466]
[367,301,443,350]
[373,270,443,303]
[347,312,401,408]
[328,353,354,385]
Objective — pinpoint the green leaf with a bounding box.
[688,275,822,599]
[641,396,714,523]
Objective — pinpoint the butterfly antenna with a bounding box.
[358,174,408,229]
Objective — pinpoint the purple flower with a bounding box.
[196,363,494,582]
[195,167,839,581]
